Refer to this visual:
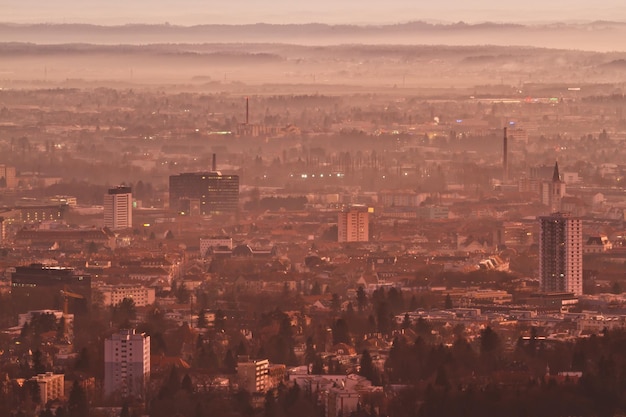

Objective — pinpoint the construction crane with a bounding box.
[60,287,84,315]
[59,287,84,344]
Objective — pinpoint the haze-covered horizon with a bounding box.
[3,0,626,26]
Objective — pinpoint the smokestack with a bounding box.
[212,153,217,172]
[503,127,508,181]
[245,97,249,125]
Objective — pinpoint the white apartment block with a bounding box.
[98,284,155,307]
[104,329,150,401]
[104,186,133,230]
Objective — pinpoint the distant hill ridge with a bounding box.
[1,21,626,51]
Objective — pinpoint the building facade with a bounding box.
[30,372,65,404]
[0,164,17,189]
[10,264,91,314]
[200,236,233,257]
[237,358,269,393]
[104,329,150,401]
[338,206,370,243]
[104,186,133,230]
[169,172,239,216]
[97,284,156,307]
[539,212,583,296]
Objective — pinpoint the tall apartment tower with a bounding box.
[104,186,132,230]
[338,206,370,243]
[104,329,150,401]
[539,212,583,296]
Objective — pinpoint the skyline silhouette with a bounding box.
[3,0,626,25]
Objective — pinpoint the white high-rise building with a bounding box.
[104,186,132,230]
[338,206,370,243]
[539,212,583,296]
[104,329,150,401]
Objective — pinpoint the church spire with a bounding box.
[552,161,561,182]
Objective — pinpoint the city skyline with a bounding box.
[3,0,626,25]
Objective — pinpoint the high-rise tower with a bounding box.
[539,212,583,296]
[104,329,150,401]
[338,205,370,243]
[104,186,133,230]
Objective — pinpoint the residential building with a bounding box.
[30,372,64,404]
[539,212,583,296]
[97,284,156,307]
[338,205,370,243]
[326,387,360,417]
[169,172,239,216]
[200,236,233,257]
[237,358,269,393]
[104,329,150,401]
[0,164,17,189]
[104,186,133,230]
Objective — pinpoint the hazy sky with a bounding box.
[3,0,626,25]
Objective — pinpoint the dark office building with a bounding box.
[169,172,239,216]
[11,264,91,314]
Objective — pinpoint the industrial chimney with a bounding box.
[212,153,217,172]
[503,127,508,182]
[245,97,249,125]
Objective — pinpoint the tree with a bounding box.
[401,313,411,330]
[214,309,226,332]
[311,281,321,296]
[32,349,47,375]
[175,282,190,304]
[120,403,130,417]
[357,286,368,312]
[304,336,317,366]
[112,298,136,327]
[479,326,500,356]
[181,374,193,393]
[612,282,622,294]
[376,301,392,335]
[331,293,341,314]
[67,381,88,417]
[332,318,351,345]
[223,349,237,374]
[359,349,379,385]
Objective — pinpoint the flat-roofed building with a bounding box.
[104,186,133,230]
[169,172,239,216]
[30,372,65,404]
[539,212,583,296]
[11,264,91,314]
[104,329,150,402]
[338,206,369,243]
[237,358,269,393]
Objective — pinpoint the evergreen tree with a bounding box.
[67,381,88,417]
[359,349,378,385]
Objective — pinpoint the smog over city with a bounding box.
[3,1,626,417]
